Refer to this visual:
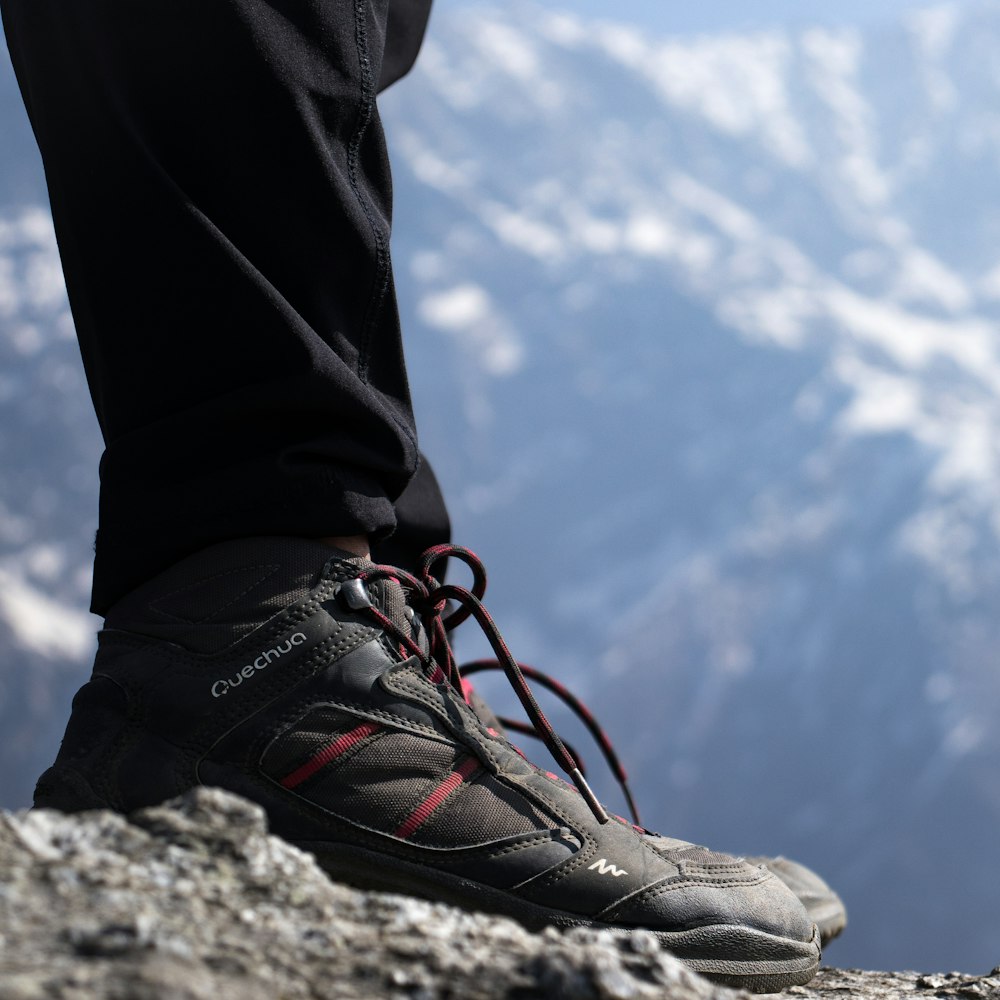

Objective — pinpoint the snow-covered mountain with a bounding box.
[0,47,101,809]
[382,2,1000,971]
[3,0,1000,973]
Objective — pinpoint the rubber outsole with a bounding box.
[301,839,821,993]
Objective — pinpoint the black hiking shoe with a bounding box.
[461,661,848,948]
[34,537,820,992]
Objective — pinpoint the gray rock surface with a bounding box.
[0,788,995,1000]
[792,968,1000,1000]
[0,788,737,1000]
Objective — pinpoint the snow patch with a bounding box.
[0,208,68,330]
[0,565,95,661]
[393,130,475,193]
[908,4,962,113]
[888,249,972,313]
[601,29,811,169]
[474,20,541,82]
[834,356,923,434]
[823,286,998,374]
[669,175,761,242]
[538,11,587,49]
[470,18,564,111]
[480,202,566,261]
[907,3,962,60]
[623,214,674,257]
[802,27,892,210]
[718,286,817,348]
[900,505,978,597]
[417,284,523,376]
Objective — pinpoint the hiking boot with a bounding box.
[461,661,848,948]
[34,537,820,992]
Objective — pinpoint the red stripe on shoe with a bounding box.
[460,676,475,704]
[280,721,382,789]
[394,755,481,839]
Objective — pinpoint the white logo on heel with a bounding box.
[588,859,628,877]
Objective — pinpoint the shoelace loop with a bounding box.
[356,545,610,825]
[461,659,642,828]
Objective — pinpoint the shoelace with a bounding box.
[460,659,643,828]
[348,544,611,825]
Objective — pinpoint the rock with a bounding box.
[0,788,735,1000]
[0,788,995,1000]
[791,967,1000,999]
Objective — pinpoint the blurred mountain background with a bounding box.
[3,0,999,975]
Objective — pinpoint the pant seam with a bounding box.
[349,0,391,387]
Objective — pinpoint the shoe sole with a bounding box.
[303,839,822,993]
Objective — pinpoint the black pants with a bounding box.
[1,0,448,613]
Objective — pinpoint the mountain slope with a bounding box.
[380,2,1000,971]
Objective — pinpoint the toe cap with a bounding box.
[604,846,815,942]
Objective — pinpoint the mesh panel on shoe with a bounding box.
[410,773,553,847]
[299,730,461,830]
[373,578,408,635]
[326,556,426,653]
[260,707,364,777]
[325,556,372,584]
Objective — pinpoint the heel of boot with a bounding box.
[33,764,110,812]
[34,674,130,812]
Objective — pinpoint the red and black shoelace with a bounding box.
[460,659,642,827]
[352,544,642,828]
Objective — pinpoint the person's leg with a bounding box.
[1,0,431,614]
[370,455,451,570]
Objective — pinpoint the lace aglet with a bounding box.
[571,768,609,824]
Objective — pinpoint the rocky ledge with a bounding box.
[0,788,995,1000]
